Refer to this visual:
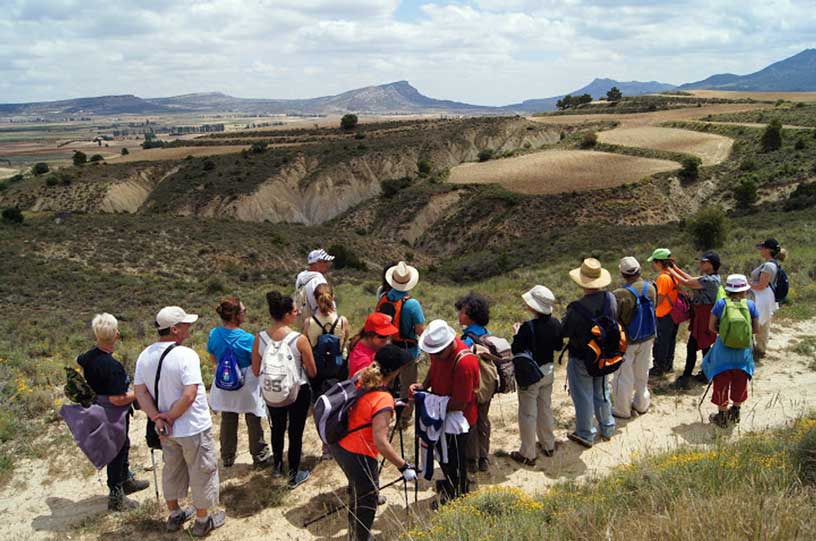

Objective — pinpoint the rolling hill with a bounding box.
[507,78,677,112]
[679,48,816,91]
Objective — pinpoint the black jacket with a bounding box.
[511,315,563,365]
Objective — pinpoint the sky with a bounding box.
[1,0,814,105]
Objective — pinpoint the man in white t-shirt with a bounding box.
[294,249,335,326]
[134,306,225,537]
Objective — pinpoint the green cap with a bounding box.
[647,248,672,262]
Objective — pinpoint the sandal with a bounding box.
[510,451,536,466]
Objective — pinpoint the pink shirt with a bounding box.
[348,341,376,378]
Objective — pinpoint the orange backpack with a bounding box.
[376,295,417,345]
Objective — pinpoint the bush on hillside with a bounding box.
[121,147,129,156]
[0,182,6,192]
[340,114,358,131]
[795,138,807,151]
[45,175,59,187]
[9,174,23,184]
[478,149,495,162]
[679,156,702,182]
[688,206,727,249]
[32,162,49,176]
[381,176,412,198]
[734,176,758,209]
[761,119,783,152]
[250,142,268,154]
[784,182,816,211]
[327,244,366,271]
[89,154,104,162]
[417,158,432,176]
[1,207,23,224]
[202,159,216,171]
[72,151,87,166]
[580,132,598,148]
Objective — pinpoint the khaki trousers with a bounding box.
[517,367,555,460]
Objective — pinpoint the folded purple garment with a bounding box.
[60,396,130,470]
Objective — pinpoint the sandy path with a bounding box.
[448,150,678,194]
[597,127,734,166]
[2,318,815,541]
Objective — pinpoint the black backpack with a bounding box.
[568,293,626,377]
[771,261,789,302]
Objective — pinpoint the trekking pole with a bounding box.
[697,381,712,422]
[302,476,404,528]
[414,403,419,506]
[379,402,406,475]
[150,449,160,503]
[398,422,410,525]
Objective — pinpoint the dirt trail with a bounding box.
[2,318,815,541]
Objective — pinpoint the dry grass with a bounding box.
[597,127,734,166]
[108,144,248,163]
[448,150,678,194]
[528,103,769,128]
[686,90,816,103]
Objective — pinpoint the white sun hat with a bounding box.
[522,285,556,315]
[419,319,457,354]
[385,261,420,292]
[724,274,751,293]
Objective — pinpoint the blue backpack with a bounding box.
[215,341,245,391]
[312,316,344,381]
[623,282,657,342]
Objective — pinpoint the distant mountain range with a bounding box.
[679,48,816,92]
[2,49,814,117]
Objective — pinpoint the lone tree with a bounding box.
[340,114,359,131]
[2,207,24,225]
[73,151,87,166]
[89,154,104,163]
[761,119,782,152]
[121,148,129,156]
[606,86,623,102]
[32,162,49,175]
[679,156,702,182]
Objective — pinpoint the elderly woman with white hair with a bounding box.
[76,313,149,510]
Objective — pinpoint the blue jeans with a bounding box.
[567,357,615,442]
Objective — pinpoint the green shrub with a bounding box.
[478,149,495,162]
[739,158,757,171]
[688,206,727,249]
[785,182,816,211]
[72,151,87,166]
[249,142,268,154]
[340,114,358,131]
[121,147,129,156]
[9,174,23,184]
[353,132,366,140]
[327,244,366,271]
[381,176,412,198]
[205,277,225,294]
[761,119,783,152]
[1,207,23,224]
[795,138,807,151]
[202,160,216,171]
[32,162,49,176]
[417,158,432,176]
[795,426,816,485]
[89,154,104,162]
[735,177,759,209]
[580,132,598,149]
[0,182,6,192]
[679,156,702,182]
[45,175,59,187]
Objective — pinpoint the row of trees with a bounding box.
[556,87,623,110]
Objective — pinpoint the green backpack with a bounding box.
[719,299,752,349]
[64,366,96,408]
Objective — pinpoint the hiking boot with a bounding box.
[122,477,149,495]
[510,451,536,466]
[222,456,235,468]
[709,411,729,428]
[537,442,554,457]
[191,510,226,537]
[288,470,310,489]
[648,367,665,378]
[478,457,490,472]
[567,432,593,449]
[107,486,138,512]
[271,462,284,478]
[253,456,273,469]
[166,507,195,532]
[671,376,691,390]
[466,459,477,474]
[693,372,708,384]
[727,406,741,425]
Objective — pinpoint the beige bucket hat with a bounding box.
[385,261,419,292]
[569,258,612,289]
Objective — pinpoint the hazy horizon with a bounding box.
[1,0,814,106]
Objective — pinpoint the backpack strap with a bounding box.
[328,317,341,335]
[623,284,640,305]
[154,344,177,408]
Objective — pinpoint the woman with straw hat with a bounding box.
[560,258,617,448]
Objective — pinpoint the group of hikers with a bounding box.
[60,240,789,539]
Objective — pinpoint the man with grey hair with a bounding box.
[76,313,149,511]
[135,307,225,537]
[611,257,657,419]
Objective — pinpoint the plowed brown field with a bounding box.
[597,126,733,165]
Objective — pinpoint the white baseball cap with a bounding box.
[307,249,335,265]
[419,320,457,354]
[619,256,641,276]
[156,306,198,330]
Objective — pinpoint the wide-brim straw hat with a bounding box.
[522,285,556,315]
[385,261,419,292]
[569,258,612,289]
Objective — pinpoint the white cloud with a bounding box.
[0,0,814,105]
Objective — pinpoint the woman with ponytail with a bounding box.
[331,344,417,541]
[304,284,350,394]
[207,297,270,468]
[750,239,786,357]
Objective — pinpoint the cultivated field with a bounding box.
[597,126,734,165]
[448,150,678,194]
[107,144,249,163]
[686,90,816,103]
